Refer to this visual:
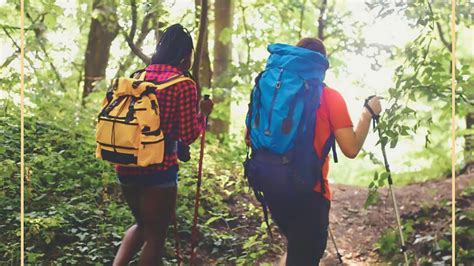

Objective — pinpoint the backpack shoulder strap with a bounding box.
[154,75,195,91]
[129,68,146,79]
[138,71,146,80]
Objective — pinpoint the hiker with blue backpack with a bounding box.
[244,37,381,265]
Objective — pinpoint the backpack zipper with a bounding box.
[265,68,284,136]
[141,138,165,149]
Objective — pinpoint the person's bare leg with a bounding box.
[138,186,177,266]
[113,185,145,266]
[113,224,144,266]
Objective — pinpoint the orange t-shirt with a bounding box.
[313,86,353,201]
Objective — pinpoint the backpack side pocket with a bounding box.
[135,94,165,166]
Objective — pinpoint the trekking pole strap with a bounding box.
[364,96,380,130]
[254,190,273,240]
[261,199,273,240]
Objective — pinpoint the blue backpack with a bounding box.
[244,43,337,235]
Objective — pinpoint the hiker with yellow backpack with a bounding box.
[96,24,213,265]
[244,38,382,265]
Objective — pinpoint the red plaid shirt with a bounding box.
[116,64,205,175]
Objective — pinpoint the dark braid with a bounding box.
[151,24,194,67]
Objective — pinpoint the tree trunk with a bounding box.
[82,0,119,104]
[200,30,212,88]
[317,0,328,41]
[195,0,212,89]
[191,0,209,97]
[211,0,233,136]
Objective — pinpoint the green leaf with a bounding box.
[364,189,379,209]
[390,137,398,149]
[380,172,390,181]
[218,27,233,45]
[378,177,385,187]
[369,181,375,189]
[198,206,205,216]
[44,13,57,28]
[205,216,221,226]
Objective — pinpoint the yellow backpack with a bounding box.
[95,70,194,167]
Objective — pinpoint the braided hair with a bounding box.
[151,24,194,67]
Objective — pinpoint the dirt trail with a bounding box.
[267,173,473,265]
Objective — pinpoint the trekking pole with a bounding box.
[328,225,343,264]
[376,122,409,265]
[365,96,409,265]
[189,98,210,265]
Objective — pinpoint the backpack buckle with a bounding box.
[304,81,309,91]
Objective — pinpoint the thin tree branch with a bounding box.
[2,27,44,84]
[26,12,66,91]
[317,0,328,41]
[116,10,155,76]
[1,53,17,69]
[192,0,209,97]
[123,0,151,65]
[123,32,151,65]
[239,0,251,68]
[298,0,307,39]
[2,27,21,50]
[426,1,451,51]
[129,0,138,42]
[0,24,35,31]
[436,21,452,51]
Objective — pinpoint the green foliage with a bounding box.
[376,183,474,264]
[0,95,279,263]
[362,0,473,204]
[2,0,473,263]
[0,114,21,264]
[375,218,414,260]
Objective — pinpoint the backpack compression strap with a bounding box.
[245,72,274,240]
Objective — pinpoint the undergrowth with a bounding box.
[0,104,281,264]
[375,182,474,265]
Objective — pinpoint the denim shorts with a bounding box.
[117,165,179,187]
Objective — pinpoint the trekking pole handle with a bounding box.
[200,94,212,122]
[364,95,380,122]
[204,94,210,127]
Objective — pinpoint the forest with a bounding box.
[0,0,473,264]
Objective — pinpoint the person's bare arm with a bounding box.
[334,97,381,159]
